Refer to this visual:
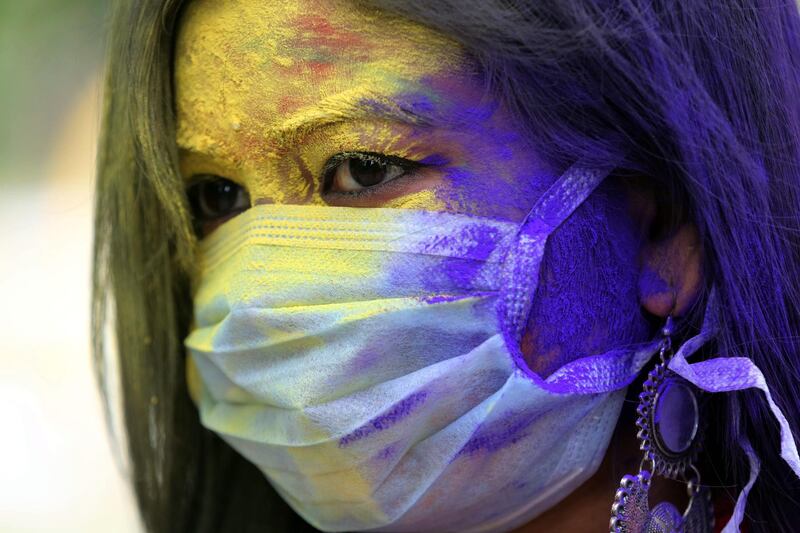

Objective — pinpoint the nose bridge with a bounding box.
[250,152,320,206]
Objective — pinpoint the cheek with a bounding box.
[416,125,553,220]
[396,103,558,222]
[521,185,650,376]
[436,162,551,221]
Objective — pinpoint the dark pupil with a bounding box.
[349,158,386,187]
[201,180,238,216]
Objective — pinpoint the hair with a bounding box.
[92,1,800,532]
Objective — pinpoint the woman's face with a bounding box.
[175,0,647,375]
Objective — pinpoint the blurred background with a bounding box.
[0,1,143,531]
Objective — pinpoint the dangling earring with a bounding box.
[609,316,714,533]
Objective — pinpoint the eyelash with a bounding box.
[321,151,424,198]
[184,151,427,234]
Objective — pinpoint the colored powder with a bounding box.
[177,0,653,391]
[339,391,428,447]
[523,181,650,376]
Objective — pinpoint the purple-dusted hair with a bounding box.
[372,0,800,529]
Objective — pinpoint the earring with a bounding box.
[609,316,714,533]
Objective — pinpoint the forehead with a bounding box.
[175,0,472,155]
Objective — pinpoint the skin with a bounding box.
[175,0,703,530]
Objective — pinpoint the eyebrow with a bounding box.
[266,90,436,147]
[177,89,441,161]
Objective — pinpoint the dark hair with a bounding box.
[93,1,800,531]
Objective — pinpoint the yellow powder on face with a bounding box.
[382,189,443,210]
[175,0,470,209]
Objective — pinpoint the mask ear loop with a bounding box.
[496,163,615,376]
[609,315,715,533]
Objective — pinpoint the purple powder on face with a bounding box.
[399,91,437,119]
[418,153,451,167]
[398,81,494,127]
[357,89,442,127]
[639,264,671,299]
[440,167,543,220]
[338,391,428,448]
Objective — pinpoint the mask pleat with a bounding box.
[193,248,505,328]
[199,204,517,273]
[187,294,499,408]
[386,383,624,533]
[256,362,519,521]
[194,334,514,480]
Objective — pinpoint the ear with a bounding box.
[632,185,703,317]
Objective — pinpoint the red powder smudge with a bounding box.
[277,94,304,115]
[306,60,334,78]
[282,14,370,84]
[281,59,336,85]
[294,14,369,52]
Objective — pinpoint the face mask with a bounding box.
[184,163,660,532]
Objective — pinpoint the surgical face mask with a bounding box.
[184,164,660,532]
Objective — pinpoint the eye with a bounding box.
[186,175,250,236]
[323,152,421,195]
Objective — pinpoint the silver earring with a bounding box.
[609,317,714,533]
